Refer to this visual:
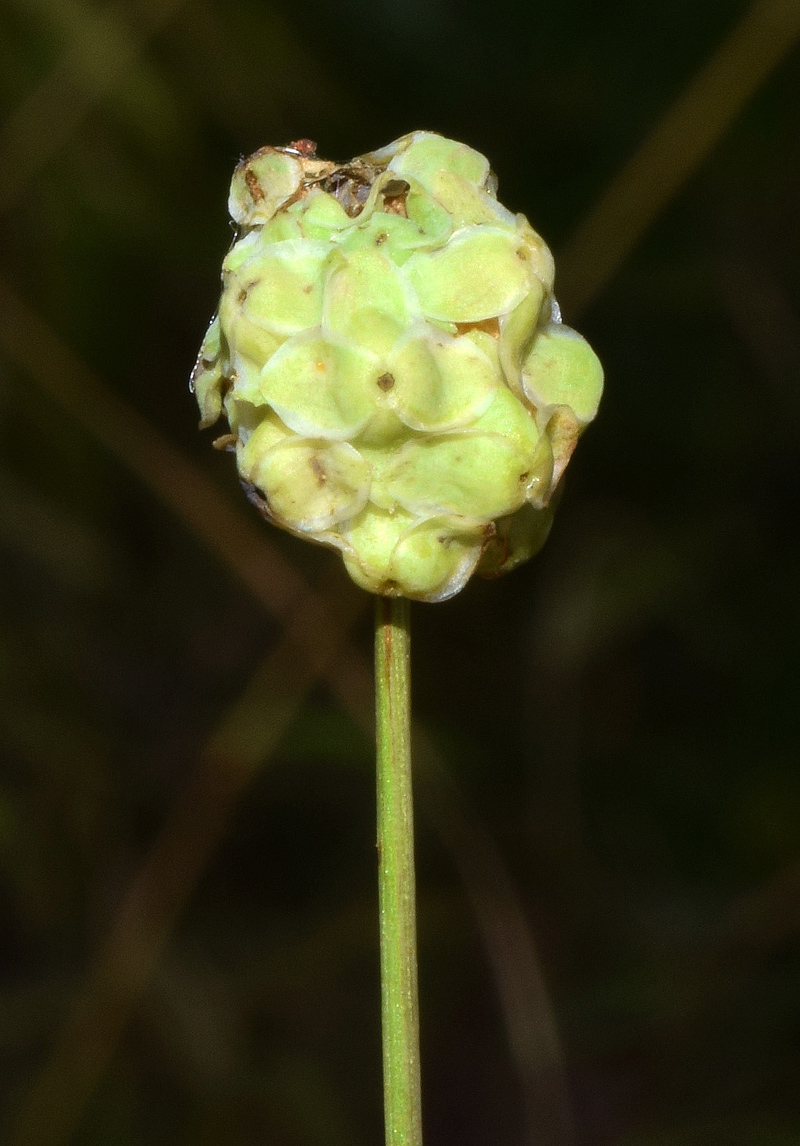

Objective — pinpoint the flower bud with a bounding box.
[191,132,602,602]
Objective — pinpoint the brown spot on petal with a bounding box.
[309,454,327,486]
[244,168,264,202]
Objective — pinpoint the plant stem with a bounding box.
[375,595,422,1146]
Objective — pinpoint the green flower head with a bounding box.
[192,132,602,602]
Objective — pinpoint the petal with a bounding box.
[230,239,328,337]
[388,132,490,189]
[340,507,415,593]
[476,502,555,578]
[294,189,352,240]
[384,331,498,431]
[427,170,515,229]
[389,516,484,601]
[522,323,604,424]
[190,315,225,428]
[246,438,370,532]
[322,247,412,356]
[218,295,282,381]
[498,281,545,393]
[403,227,531,322]
[228,148,303,225]
[258,335,377,439]
[339,506,484,601]
[384,430,535,521]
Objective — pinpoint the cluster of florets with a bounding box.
[192,131,602,601]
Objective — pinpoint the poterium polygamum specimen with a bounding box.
[192,131,603,602]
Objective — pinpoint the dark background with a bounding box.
[2,0,800,1143]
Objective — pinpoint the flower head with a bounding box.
[192,132,602,601]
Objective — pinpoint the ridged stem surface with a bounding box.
[375,595,422,1146]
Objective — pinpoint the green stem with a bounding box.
[375,595,422,1146]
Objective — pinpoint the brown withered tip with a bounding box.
[287,139,317,157]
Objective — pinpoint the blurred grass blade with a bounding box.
[0,0,191,215]
[7,574,365,1146]
[557,0,800,316]
[0,274,309,622]
[172,0,357,136]
[416,731,575,1146]
[0,466,118,591]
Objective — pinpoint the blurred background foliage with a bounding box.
[1,0,800,1143]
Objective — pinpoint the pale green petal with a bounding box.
[427,170,515,229]
[258,335,377,439]
[404,183,453,247]
[516,217,555,292]
[390,516,484,601]
[228,239,328,336]
[246,438,370,532]
[384,431,533,520]
[222,230,263,274]
[477,502,555,578]
[388,132,489,189]
[228,148,303,225]
[468,384,540,455]
[341,507,415,593]
[340,507,484,600]
[322,247,412,356]
[384,331,498,431]
[237,408,293,477]
[258,210,304,245]
[218,290,283,381]
[294,189,352,240]
[337,201,449,263]
[522,323,604,424]
[544,406,582,489]
[190,315,224,427]
[498,281,545,393]
[404,227,530,322]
